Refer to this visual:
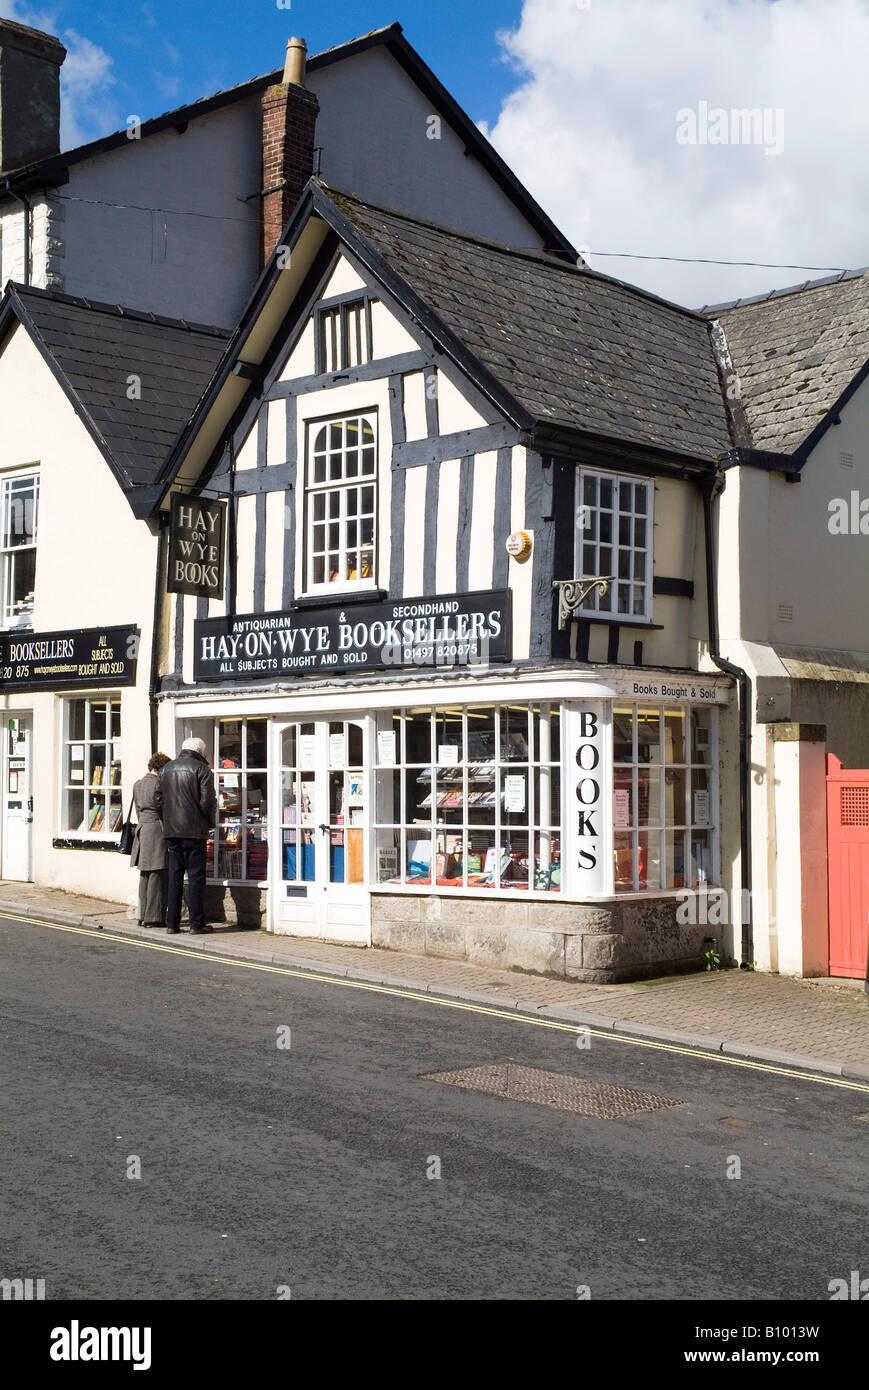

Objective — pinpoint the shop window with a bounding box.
[189,718,268,883]
[373,704,561,893]
[318,299,370,374]
[575,469,652,619]
[613,703,717,892]
[1,471,39,629]
[305,413,377,592]
[62,697,122,835]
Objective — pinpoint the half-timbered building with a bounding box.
[151,182,738,981]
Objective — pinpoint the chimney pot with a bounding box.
[282,37,307,88]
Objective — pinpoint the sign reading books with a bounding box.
[193,590,512,682]
[167,495,227,599]
[0,626,139,690]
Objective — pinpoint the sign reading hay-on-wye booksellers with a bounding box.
[167,495,227,599]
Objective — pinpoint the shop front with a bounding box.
[166,667,730,980]
[0,624,154,902]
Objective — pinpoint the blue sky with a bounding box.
[4,1,526,144]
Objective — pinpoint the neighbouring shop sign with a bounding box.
[167,495,227,599]
[0,626,139,690]
[193,590,512,682]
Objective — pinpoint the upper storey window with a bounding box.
[318,298,370,374]
[1,471,39,629]
[305,414,377,593]
[575,469,653,620]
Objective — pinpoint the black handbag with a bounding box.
[118,796,136,855]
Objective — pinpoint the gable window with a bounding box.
[574,469,652,619]
[305,413,377,591]
[1,471,39,629]
[318,298,370,374]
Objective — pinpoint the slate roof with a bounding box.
[2,285,229,509]
[328,189,732,462]
[704,270,869,455]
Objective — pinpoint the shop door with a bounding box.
[826,754,869,979]
[272,717,370,943]
[2,714,33,881]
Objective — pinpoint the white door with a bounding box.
[2,713,33,881]
[272,717,371,944]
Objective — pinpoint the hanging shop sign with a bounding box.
[193,590,512,682]
[0,626,139,690]
[167,495,227,599]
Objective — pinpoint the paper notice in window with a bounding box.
[504,775,526,813]
[377,731,396,766]
[614,789,630,828]
[438,745,459,765]
[299,735,316,771]
[329,733,346,769]
[693,789,710,826]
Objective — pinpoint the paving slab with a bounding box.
[1,881,866,1076]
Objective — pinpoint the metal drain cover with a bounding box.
[423,1062,686,1119]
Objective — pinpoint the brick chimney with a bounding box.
[260,38,319,266]
[0,19,66,172]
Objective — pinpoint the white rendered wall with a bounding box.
[0,327,157,905]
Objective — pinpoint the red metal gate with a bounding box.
[826,755,869,979]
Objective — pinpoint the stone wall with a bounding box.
[370,892,710,983]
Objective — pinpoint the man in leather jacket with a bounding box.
[154,738,217,934]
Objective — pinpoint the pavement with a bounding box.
[1,880,867,1081]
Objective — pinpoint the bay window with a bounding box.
[374,703,562,892]
[612,703,717,892]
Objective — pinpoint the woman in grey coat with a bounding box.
[131,752,171,926]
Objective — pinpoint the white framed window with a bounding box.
[612,703,718,892]
[373,703,562,894]
[61,696,123,836]
[305,412,377,592]
[1,471,39,629]
[319,299,369,374]
[575,469,653,619]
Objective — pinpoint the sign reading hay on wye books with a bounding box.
[193,590,512,682]
[167,495,227,599]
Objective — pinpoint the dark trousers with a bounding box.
[166,838,207,932]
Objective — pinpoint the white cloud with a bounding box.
[59,29,117,147]
[487,0,869,306]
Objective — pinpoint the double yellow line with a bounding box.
[6,910,869,1094]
